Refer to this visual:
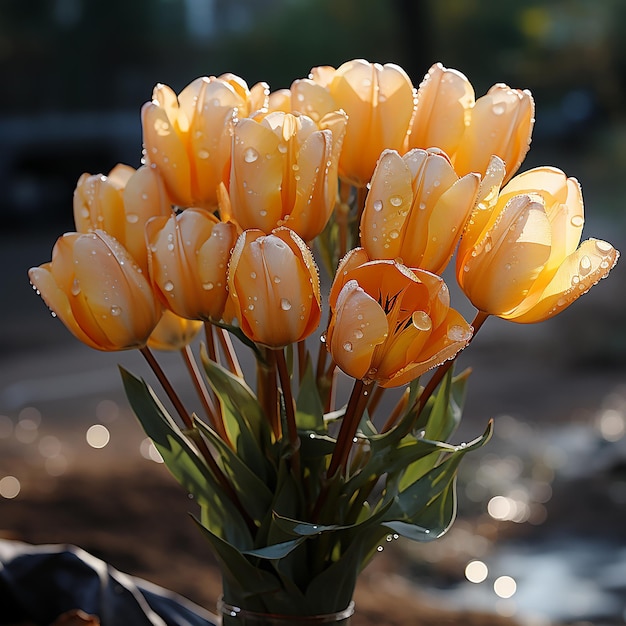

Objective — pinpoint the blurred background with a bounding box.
[1,1,626,624]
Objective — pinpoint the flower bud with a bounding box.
[327,249,472,388]
[229,110,346,241]
[28,231,161,351]
[311,59,415,187]
[146,208,237,322]
[456,167,619,322]
[141,75,269,209]
[360,148,480,274]
[73,164,171,273]
[147,309,202,351]
[409,64,534,184]
[227,227,321,348]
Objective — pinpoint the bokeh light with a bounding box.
[465,560,488,584]
[494,575,517,599]
[86,424,110,449]
[0,475,21,499]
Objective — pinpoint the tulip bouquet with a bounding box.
[29,60,618,623]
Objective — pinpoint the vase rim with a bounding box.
[217,597,355,622]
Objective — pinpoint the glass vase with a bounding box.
[217,598,355,625]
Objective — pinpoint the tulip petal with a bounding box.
[410,63,475,156]
[506,238,619,323]
[328,280,389,380]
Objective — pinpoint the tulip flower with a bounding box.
[28,231,161,351]
[227,227,321,348]
[73,164,172,273]
[308,59,415,188]
[141,74,269,209]
[147,309,203,351]
[408,63,534,184]
[456,166,619,322]
[146,208,238,322]
[228,110,347,241]
[360,148,480,274]
[326,248,472,388]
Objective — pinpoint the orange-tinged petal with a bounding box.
[141,101,192,206]
[409,63,474,156]
[327,280,388,380]
[453,84,534,183]
[230,118,283,232]
[291,79,338,122]
[505,238,619,323]
[147,309,202,351]
[459,196,552,315]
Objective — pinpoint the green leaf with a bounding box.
[242,538,307,560]
[120,368,253,549]
[200,349,272,482]
[194,416,274,522]
[295,357,325,432]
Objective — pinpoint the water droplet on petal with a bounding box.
[595,240,613,253]
[343,341,353,352]
[202,282,214,290]
[244,147,259,163]
[280,298,292,311]
[389,195,402,207]
[373,200,383,212]
[447,325,471,342]
[126,213,139,224]
[110,305,122,316]
[163,281,174,292]
[579,255,592,274]
[570,214,584,228]
[71,279,81,296]
[198,149,210,159]
[492,102,507,115]
[353,329,364,339]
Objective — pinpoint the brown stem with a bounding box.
[216,326,243,378]
[327,379,367,478]
[140,346,192,429]
[297,340,307,383]
[276,348,301,475]
[181,345,231,446]
[204,321,218,364]
[257,348,280,439]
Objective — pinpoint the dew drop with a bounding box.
[595,240,613,253]
[110,305,122,316]
[447,325,471,342]
[343,341,353,352]
[248,304,255,311]
[141,193,149,201]
[389,230,399,239]
[202,282,214,290]
[273,276,281,284]
[280,298,292,311]
[198,149,210,159]
[579,255,592,274]
[492,102,507,116]
[163,281,174,292]
[389,195,402,207]
[419,202,426,210]
[244,147,259,163]
[353,329,364,339]
[260,210,267,217]
[71,279,81,296]
[126,213,139,224]
[250,271,257,279]
[570,214,584,228]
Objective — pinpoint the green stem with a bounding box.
[257,348,280,440]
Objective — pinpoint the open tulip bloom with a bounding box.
[29,59,619,619]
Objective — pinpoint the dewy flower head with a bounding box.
[360,148,480,274]
[147,309,203,351]
[307,59,415,188]
[228,110,346,241]
[73,164,171,273]
[28,231,161,351]
[409,63,535,184]
[456,166,619,322]
[146,208,238,322]
[141,74,269,210]
[326,248,472,388]
[227,227,321,348]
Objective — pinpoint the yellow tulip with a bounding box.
[146,208,238,322]
[327,248,472,388]
[456,166,619,322]
[408,63,534,184]
[228,110,347,241]
[28,231,161,351]
[147,309,202,351]
[73,164,171,273]
[360,148,480,274]
[408,63,474,160]
[227,227,321,348]
[141,74,269,209]
[309,59,415,187]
